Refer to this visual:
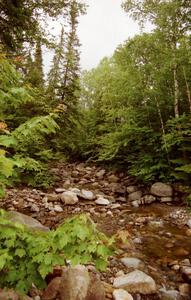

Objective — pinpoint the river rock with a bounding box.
[0,290,19,300]
[159,288,181,300]
[150,182,173,197]
[113,270,156,294]
[0,289,32,300]
[7,211,49,231]
[126,186,138,194]
[142,195,156,204]
[180,266,191,282]
[160,197,173,203]
[43,265,105,300]
[80,189,95,200]
[54,205,63,212]
[113,289,133,300]
[47,193,61,201]
[120,257,144,269]
[86,272,105,300]
[179,283,191,297]
[96,169,106,178]
[95,198,110,205]
[128,191,142,202]
[55,188,66,193]
[186,219,191,228]
[108,174,119,183]
[61,191,79,205]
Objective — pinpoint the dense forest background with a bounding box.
[0,0,191,197]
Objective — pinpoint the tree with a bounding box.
[122,0,191,118]
[25,40,44,89]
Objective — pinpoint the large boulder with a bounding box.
[42,265,105,300]
[150,182,173,197]
[113,270,156,295]
[6,211,49,232]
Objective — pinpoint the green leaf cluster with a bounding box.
[0,211,115,294]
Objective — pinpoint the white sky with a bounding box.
[78,0,140,70]
[44,0,150,73]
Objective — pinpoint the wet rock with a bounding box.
[7,211,49,231]
[126,186,138,194]
[113,270,156,294]
[159,288,181,300]
[150,182,173,197]
[113,289,133,300]
[80,189,95,200]
[120,257,144,269]
[160,197,173,203]
[128,191,142,202]
[61,191,79,205]
[95,198,110,205]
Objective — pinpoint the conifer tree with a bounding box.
[25,40,44,89]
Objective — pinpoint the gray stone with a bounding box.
[142,195,156,204]
[54,205,63,212]
[120,257,144,269]
[6,211,49,231]
[55,188,66,193]
[113,270,156,295]
[186,219,191,228]
[160,197,173,203]
[96,169,106,178]
[159,288,181,300]
[126,186,138,194]
[113,289,133,300]
[128,191,142,202]
[30,203,40,212]
[42,265,105,300]
[80,189,95,200]
[95,198,110,205]
[61,191,79,205]
[131,201,140,207]
[150,182,173,197]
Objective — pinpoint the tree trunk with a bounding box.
[173,64,179,118]
[183,67,191,113]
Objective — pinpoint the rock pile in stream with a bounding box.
[0,162,191,299]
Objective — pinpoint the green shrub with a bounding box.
[0,211,115,294]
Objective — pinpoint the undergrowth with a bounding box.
[0,210,115,294]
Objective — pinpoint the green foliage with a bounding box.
[0,211,115,294]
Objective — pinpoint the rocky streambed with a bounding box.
[0,162,191,300]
